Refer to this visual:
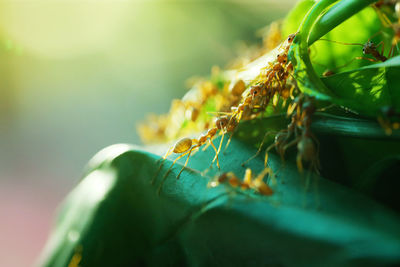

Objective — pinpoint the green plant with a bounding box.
[38,1,400,266]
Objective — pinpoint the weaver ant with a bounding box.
[208,168,274,196]
[160,113,241,185]
[160,129,219,183]
[319,31,395,63]
[242,95,320,175]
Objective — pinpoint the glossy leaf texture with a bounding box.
[287,0,398,117]
[283,0,386,75]
[321,56,400,115]
[37,114,400,267]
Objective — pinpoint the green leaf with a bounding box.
[321,56,400,115]
[310,6,388,75]
[282,0,316,38]
[37,117,400,266]
[288,0,393,116]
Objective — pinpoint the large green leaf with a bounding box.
[37,1,400,266]
[37,114,400,266]
[288,0,397,117]
[321,56,400,114]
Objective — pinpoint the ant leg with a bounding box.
[388,43,395,59]
[318,39,363,47]
[296,153,304,173]
[310,133,321,171]
[163,151,190,179]
[177,147,198,179]
[287,101,298,116]
[241,131,276,167]
[373,5,392,28]
[157,150,191,194]
[264,141,277,167]
[212,131,225,165]
[243,168,253,187]
[282,135,300,151]
[153,146,175,184]
[201,141,211,152]
[253,168,274,196]
[208,139,220,169]
[223,132,234,154]
[355,56,378,63]
[375,40,385,56]
[163,146,174,159]
[152,158,166,185]
[254,167,271,182]
[272,92,280,108]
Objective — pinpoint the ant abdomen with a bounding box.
[173,138,193,153]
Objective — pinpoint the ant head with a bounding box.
[215,116,229,129]
[250,84,263,97]
[363,41,375,54]
[277,53,288,64]
[287,33,296,43]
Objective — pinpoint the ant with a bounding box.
[160,114,238,184]
[242,95,320,175]
[212,114,239,159]
[319,32,395,63]
[280,95,320,174]
[160,129,218,182]
[208,168,274,196]
[151,33,299,190]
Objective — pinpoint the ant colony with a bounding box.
[138,3,398,196]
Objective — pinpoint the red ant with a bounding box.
[319,31,395,63]
[208,168,274,196]
[242,95,320,175]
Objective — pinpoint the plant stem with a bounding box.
[290,0,379,101]
[309,0,378,45]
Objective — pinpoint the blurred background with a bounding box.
[0,0,295,266]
